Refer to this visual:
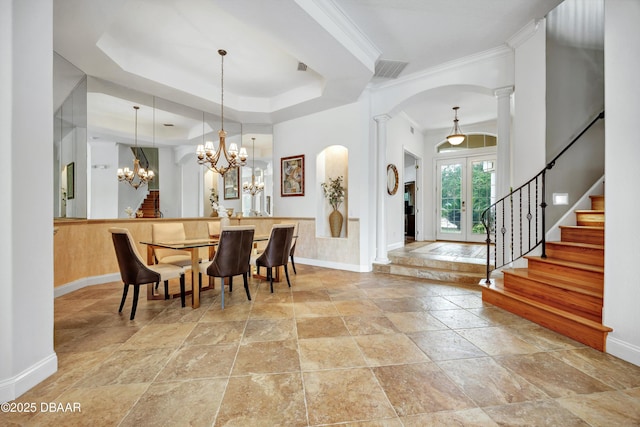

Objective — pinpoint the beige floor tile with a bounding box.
[242,318,296,342]
[291,289,331,302]
[333,299,383,316]
[200,303,252,322]
[428,309,491,329]
[296,316,350,338]
[120,322,196,349]
[299,336,366,370]
[120,379,225,427]
[232,339,300,375]
[409,330,487,361]
[401,408,498,426]
[215,373,307,426]
[373,362,476,416]
[483,399,591,426]
[354,334,429,366]
[293,301,340,317]
[385,311,448,333]
[455,326,541,355]
[157,343,238,380]
[467,306,537,328]
[443,294,486,309]
[557,389,640,427]
[27,383,149,427]
[75,347,175,388]
[249,302,295,319]
[343,315,400,335]
[55,325,141,353]
[304,368,396,425]
[551,348,640,389]
[495,352,613,398]
[437,357,548,407]
[183,321,246,346]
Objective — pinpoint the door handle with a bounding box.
[461,200,466,212]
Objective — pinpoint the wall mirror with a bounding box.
[53,54,273,219]
[387,164,399,195]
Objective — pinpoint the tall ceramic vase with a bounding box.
[329,208,343,237]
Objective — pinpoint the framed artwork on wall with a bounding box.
[281,155,305,197]
[223,167,239,199]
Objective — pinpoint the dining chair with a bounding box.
[109,227,186,320]
[151,223,192,267]
[252,223,294,293]
[281,221,299,274]
[198,225,255,309]
[206,221,221,260]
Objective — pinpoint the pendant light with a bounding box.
[446,106,466,146]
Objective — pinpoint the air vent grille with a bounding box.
[374,59,408,79]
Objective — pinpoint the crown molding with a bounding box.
[507,18,544,49]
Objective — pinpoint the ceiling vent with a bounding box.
[297,62,308,71]
[374,59,408,79]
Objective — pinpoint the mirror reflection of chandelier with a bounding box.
[243,137,265,196]
[196,49,247,176]
[117,106,154,189]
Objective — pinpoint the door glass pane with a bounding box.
[470,159,495,235]
[440,163,462,234]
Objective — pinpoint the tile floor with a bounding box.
[3,264,640,426]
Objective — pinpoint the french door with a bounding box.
[436,155,496,242]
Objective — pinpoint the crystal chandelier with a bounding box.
[243,137,265,196]
[446,106,466,146]
[196,49,247,175]
[117,106,154,189]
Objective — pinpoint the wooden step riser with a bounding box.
[545,244,604,267]
[502,272,602,322]
[589,196,605,210]
[526,258,603,291]
[560,228,604,245]
[482,288,608,351]
[575,212,604,227]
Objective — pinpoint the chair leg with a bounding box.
[119,283,129,313]
[291,255,297,274]
[268,268,274,293]
[243,272,251,301]
[220,277,225,309]
[180,274,186,308]
[229,276,233,293]
[130,285,140,320]
[164,280,169,300]
[284,265,291,288]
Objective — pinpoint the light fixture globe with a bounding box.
[446,106,466,146]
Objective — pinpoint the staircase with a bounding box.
[481,195,611,351]
[140,190,160,218]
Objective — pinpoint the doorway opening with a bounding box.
[403,150,420,244]
[436,154,496,242]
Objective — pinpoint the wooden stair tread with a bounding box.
[483,282,611,332]
[525,255,604,273]
[503,268,602,298]
[575,209,604,214]
[546,241,604,250]
[559,225,604,231]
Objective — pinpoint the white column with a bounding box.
[374,115,390,264]
[495,86,514,199]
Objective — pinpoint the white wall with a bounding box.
[603,0,640,366]
[88,141,119,219]
[1,0,57,402]
[512,21,547,188]
[386,115,424,248]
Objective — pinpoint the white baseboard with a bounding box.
[606,336,640,367]
[54,273,121,298]
[0,353,58,403]
[295,257,370,272]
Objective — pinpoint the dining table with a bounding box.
[141,234,281,309]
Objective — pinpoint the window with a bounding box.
[437,134,497,153]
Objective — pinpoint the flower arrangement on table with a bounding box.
[210,187,219,211]
[321,176,345,211]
